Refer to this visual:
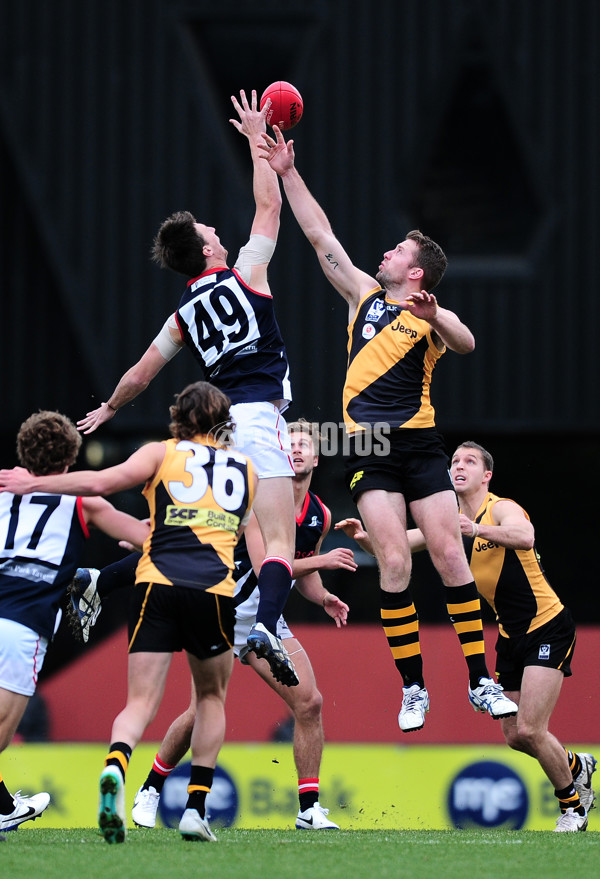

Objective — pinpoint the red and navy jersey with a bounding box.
[175,267,292,406]
[0,492,88,639]
[294,490,327,559]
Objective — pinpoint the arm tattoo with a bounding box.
[325,252,339,270]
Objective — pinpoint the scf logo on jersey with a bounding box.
[159,762,238,829]
[447,761,529,829]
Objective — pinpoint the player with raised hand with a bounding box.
[75,89,300,689]
[259,123,517,733]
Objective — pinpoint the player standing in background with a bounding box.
[448,442,595,832]
[0,410,148,837]
[258,125,517,733]
[338,440,596,832]
[76,90,298,688]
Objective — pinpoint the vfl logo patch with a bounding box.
[538,643,551,661]
[365,299,386,322]
[349,470,364,491]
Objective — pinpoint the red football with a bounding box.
[260,81,303,131]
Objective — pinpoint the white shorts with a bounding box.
[230,401,294,479]
[0,618,49,696]
[234,614,293,657]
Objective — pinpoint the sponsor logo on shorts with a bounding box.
[350,470,364,491]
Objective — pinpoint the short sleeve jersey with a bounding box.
[0,492,88,638]
[175,266,292,407]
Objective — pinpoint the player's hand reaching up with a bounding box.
[258,125,295,175]
[229,89,267,140]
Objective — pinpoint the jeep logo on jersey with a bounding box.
[447,761,528,829]
[159,762,238,829]
[390,321,418,339]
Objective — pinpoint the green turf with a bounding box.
[2,828,599,879]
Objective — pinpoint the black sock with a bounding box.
[566,749,582,780]
[0,778,15,814]
[298,777,319,812]
[380,588,424,688]
[446,582,489,688]
[186,766,214,818]
[555,783,585,815]
[105,742,132,780]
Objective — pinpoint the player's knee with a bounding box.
[506,721,537,754]
[430,542,469,583]
[377,549,411,585]
[293,687,323,723]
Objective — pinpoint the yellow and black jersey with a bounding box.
[135,436,254,597]
[463,492,563,638]
[343,287,445,434]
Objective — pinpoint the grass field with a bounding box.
[2,827,599,879]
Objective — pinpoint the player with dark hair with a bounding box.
[75,90,299,689]
[0,382,257,844]
[0,410,148,836]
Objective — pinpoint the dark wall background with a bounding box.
[1,0,599,671]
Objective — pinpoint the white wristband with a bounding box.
[471,521,479,538]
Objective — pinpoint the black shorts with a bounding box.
[343,427,454,504]
[495,607,576,692]
[128,582,235,659]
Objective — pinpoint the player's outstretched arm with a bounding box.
[230,89,281,241]
[77,339,178,434]
[83,497,150,550]
[258,126,376,316]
